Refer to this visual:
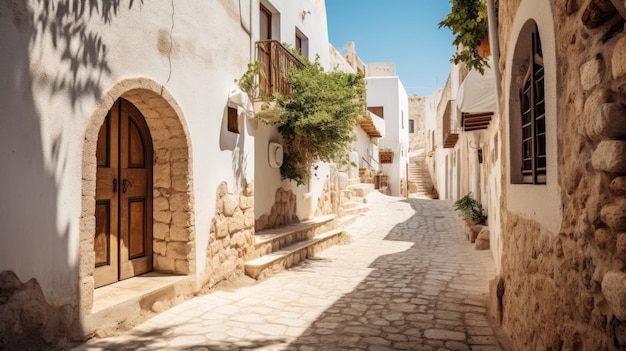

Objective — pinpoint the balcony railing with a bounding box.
[256,40,304,98]
[442,100,459,148]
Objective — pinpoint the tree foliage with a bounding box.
[439,0,489,73]
[272,56,366,185]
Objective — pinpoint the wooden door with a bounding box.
[94,99,153,288]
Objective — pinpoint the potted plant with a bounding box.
[454,192,488,242]
[438,0,490,73]
[378,148,394,164]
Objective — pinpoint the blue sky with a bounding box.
[326,1,455,96]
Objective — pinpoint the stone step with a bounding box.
[252,215,337,258]
[337,214,359,228]
[340,202,369,217]
[245,228,344,280]
[348,183,375,197]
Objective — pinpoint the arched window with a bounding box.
[509,22,547,185]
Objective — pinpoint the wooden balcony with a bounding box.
[257,40,304,98]
[442,100,459,148]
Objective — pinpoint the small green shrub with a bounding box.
[336,231,352,245]
[454,192,487,225]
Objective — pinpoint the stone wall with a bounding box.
[409,95,426,152]
[0,271,73,350]
[496,0,626,349]
[205,181,256,288]
[255,187,298,232]
[315,179,340,217]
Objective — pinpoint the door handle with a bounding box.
[122,179,132,193]
[113,178,118,193]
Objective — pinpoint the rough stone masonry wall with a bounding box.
[255,187,298,232]
[409,95,426,152]
[315,178,339,217]
[497,0,626,349]
[205,181,255,288]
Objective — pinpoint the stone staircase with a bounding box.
[408,155,437,199]
[245,178,374,281]
[245,215,343,280]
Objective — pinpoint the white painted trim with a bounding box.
[504,0,562,235]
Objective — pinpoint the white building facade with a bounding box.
[365,63,409,197]
[0,0,335,346]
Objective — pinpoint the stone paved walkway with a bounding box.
[75,192,506,351]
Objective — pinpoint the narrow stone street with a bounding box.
[75,192,506,351]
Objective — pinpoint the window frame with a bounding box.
[519,26,546,184]
[260,4,272,40]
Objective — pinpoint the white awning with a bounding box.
[457,63,497,114]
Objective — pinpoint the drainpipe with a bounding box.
[487,0,501,113]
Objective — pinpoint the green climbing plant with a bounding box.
[235,61,260,97]
[235,47,366,185]
[439,0,490,73]
[267,54,365,185]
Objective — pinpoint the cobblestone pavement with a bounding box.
[76,192,507,351]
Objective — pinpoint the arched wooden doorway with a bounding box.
[94,98,153,288]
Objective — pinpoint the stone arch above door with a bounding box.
[80,78,195,313]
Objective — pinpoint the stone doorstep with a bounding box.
[348,183,375,197]
[244,228,344,280]
[85,273,194,337]
[254,214,336,248]
[337,214,359,228]
[341,202,369,217]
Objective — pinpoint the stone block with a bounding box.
[580,56,602,90]
[216,182,228,198]
[592,141,626,173]
[170,192,191,212]
[169,225,189,242]
[594,228,615,249]
[601,199,626,231]
[601,270,626,321]
[171,177,189,192]
[591,103,626,138]
[167,242,190,260]
[229,210,246,234]
[153,163,171,188]
[172,211,192,227]
[174,259,191,275]
[215,219,229,239]
[170,148,188,161]
[239,194,254,210]
[155,148,170,163]
[222,194,239,217]
[153,196,169,212]
[153,240,167,256]
[475,228,490,250]
[154,210,171,224]
[470,225,485,243]
[153,222,169,240]
[610,177,626,196]
[156,255,175,272]
[613,35,626,79]
[244,208,255,228]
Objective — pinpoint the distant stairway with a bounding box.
[408,155,437,199]
[245,215,343,280]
